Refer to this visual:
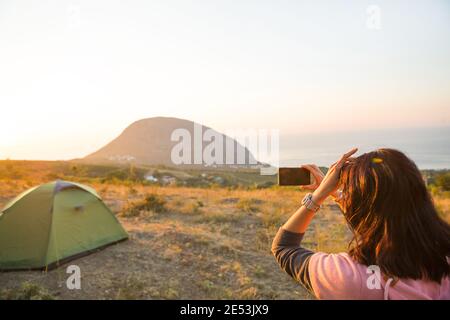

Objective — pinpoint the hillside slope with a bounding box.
[84,117,258,167]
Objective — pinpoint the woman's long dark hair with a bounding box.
[339,148,450,282]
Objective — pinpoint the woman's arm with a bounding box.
[282,148,357,234]
[271,149,358,292]
[271,191,326,292]
[271,227,315,292]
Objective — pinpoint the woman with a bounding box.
[272,148,450,300]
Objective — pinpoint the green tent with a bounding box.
[0,181,128,270]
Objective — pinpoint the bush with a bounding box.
[435,172,450,191]
[144,194,167,212]
[123,194,167,217]
[255,181,275,189]
[106,170,129,181]
[184,177,209,188]
[236,198,260,213]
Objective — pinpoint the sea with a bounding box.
[277,126,450,170]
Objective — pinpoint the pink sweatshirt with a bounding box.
[272,228,450,300]
[309,252,450,300]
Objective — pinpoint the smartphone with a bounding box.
[278,167,311,186]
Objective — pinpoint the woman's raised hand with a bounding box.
[300,164,325,191]
[311,148,358,203]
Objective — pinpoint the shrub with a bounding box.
[144,194,167,212]
[122,194,167,217]
[255,181,275,189]
[184,177,209,188]
[435,172,450,191]
[236,198,260,213]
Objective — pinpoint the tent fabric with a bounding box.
[53,181,100,198]
[1,185,40,213]
[0,181,128,270]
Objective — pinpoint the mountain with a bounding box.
[83,117,259,167]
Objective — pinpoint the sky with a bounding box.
[0,0,449,160]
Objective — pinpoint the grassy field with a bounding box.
[0,161,449,300]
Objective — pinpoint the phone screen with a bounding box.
[278,167,311,186]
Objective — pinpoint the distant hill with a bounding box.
[83,117,260,167]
